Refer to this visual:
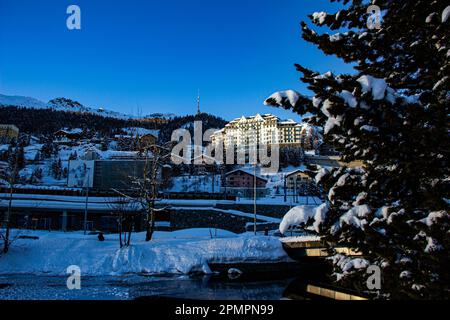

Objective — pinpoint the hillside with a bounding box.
[0,106,159,136]
[0,94,175,121]
[158,113,228,143]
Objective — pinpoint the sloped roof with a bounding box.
[225,168,268,181]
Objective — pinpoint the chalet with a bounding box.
[285,169,315,192]
[0,124,19,142]
[139,133,157,148]
[54,128,83,143]
[223,168,268,198]
[114,127,158,151]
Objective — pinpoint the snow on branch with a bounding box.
[442,6,450,23]
[311,11,327,25]
[332,254,370,281]
[279,203,329,234]
[419,210,448,227]
[331,205,371,234]
[357,75,388,100]
[264,90,301,108]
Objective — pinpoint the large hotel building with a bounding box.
[211,114,320,150]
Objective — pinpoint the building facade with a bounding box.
[68,159,170,191]
[222,168,269,198]
[0,124,19,142]
[211,114,320,150]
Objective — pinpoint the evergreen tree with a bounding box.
[16,146,25,170]
[41,138,55,159]
[51,158,63,180]
[265,0,449,299]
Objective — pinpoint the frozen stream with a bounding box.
[0,274,294,300]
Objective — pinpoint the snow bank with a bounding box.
[0,229,290,276]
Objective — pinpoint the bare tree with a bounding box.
[108,193,139,248]
[0,153,19,254]
[132,143,172,241]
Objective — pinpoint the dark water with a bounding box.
[0,274,297,300]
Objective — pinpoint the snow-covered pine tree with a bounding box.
[265,0,449,299]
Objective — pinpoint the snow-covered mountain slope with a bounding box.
[146,112,177,120]
[0,94,175,120]
[0,94,49,109]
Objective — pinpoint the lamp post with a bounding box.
[83,167,91,235]
[253,163,257,235]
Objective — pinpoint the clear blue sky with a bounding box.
[0,0,351,121]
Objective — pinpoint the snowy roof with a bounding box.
[279,119,297,125]
[122,127,159,138]
[284,168,309,178]
[229,113,280,124]
[0,124,19,131]
[56,128,83,135]
[225,168,268,181]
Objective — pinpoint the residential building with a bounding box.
[211,114,321,151]
[0,124,19,142]
[284,169,316,194]
[54,128,83,144]
[114,127,158,151]
[222,168,268,198]
[68,158,171,191]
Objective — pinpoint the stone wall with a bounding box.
[169,208,269,234]
[215,203,292,219]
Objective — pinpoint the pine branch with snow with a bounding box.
[267,0,450,299]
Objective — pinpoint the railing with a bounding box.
[0,187,236,200]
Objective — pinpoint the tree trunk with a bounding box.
[145,209,153,241]
[3,183,13,253]
[118,215,123,248]
[126,216,133,246]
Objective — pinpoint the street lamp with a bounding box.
[83,167,91,235]
[253,163,257,235]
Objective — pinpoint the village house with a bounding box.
[54,128,84,144]
[222,168,268,198]
[284,169,316,194]
[114,127,158,151]
[0,124,19,142]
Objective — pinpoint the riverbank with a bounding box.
[0,229,292,276]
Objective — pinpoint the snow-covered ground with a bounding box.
[0,229,291,276]
[236,196,322,206]
[166,175,222,193]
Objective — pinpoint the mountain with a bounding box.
[47,97,135,120]
[0,94,48,109]
[0,94,176,120]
